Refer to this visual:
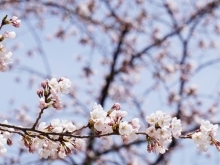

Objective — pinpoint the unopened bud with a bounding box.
[111,103,121,110]
[41,81,47,88]
[7,139,13,146]
[37,89,43,97]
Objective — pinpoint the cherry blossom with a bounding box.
[37,77,72,110]
[191,119,219,152]
[10,16,21,28]
[145,111,182,153]
[58,77,72,94]
[119,121,133,136]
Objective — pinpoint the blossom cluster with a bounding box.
[145,111,182,154]
[89,103,140,143]
[0,101,220,159]
[192,119,220,152]
[0,11,219,163]
[0,15,21,72]
[37,77,71,110]
[0,120,14,156]
[22,119,85,159]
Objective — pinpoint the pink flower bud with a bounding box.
[41,81,47,88]
[10,16,21,28]
[111,103,121,110]
[37,89,43,97]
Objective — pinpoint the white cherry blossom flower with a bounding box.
[75,139,86,150]
[38,122,47,131]
[62,120,76,132]
[155,145,166,154]
[146,113,157,125]
[171,117,182,138]
[58,149,66,159]
[157,112,171,128]
[94,118,105,132]
[59,77,71,94]
[48,78,59,91]
[200,119,218,136]
[146,126,156,137]
[39,148,51,159]
[51,119,60,127]
[117,111,127,118]
[127,129,138,142]
[192,132,209,152]
[102,124,113,134]
[119,121,132,135]
[131,118,140,130]
[3,31,16,39]
[146,111,182,153]
[155,128,171,140]
[90,103,107,122]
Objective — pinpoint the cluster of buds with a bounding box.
[146,111,182,154]
[9,16,21,28]
[37,77,71,110]
[89,103,140,143]
[0,15,21,72]
[22,119,85,159]
[0,15,21,29]
[0,120,14,156]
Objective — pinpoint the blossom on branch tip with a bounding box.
[48,78,59,92]
[38,77,72,110]
[48,77,72,94]
[21,119,85,159]
[59,77,71,94]
[200,119,218,136]
[90,103,107,122]
[145,111,182,154]
[89,103,139,142]
[191,119,219,152]
[10,16,21,28]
